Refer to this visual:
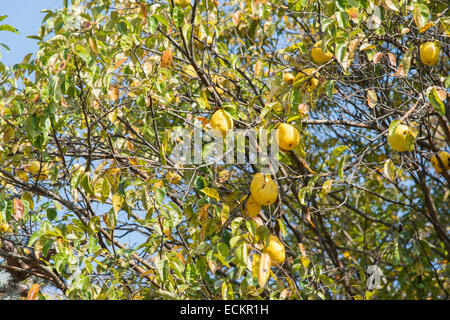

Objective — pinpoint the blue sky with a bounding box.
[0,0,62,66]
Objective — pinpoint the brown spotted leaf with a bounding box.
[386,52,396,66]
[373,52,383,64]
[161,49,173,68]
[13,198,25,220]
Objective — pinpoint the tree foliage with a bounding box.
[0,0,449,300]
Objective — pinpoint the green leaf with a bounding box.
[153,14,169,28]
[445,75,450,89]
[329,145,349,166]
[234,243,248,266]
[335,42,347,63]
[338,155,346,180]
[47,208,57,221]
[400,44,414,77]
[413,4,429,30]
[298,187,307,205]
[116,21,128,35]
[325,80,335,98]
[172,6,185,28]
[101,178,110,203]
[321,179,333,197]
[277,218,287,238]
[427,88,445,116]
[81,174,94,195]
[148,16,158,33]
[88,216,101,234]
[0,43,10,51]
[0,24,19,34]
[321,18,335,32]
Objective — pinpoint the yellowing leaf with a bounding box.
[258,252,271,288]
[201,187,220,201]
[367,89,377,108]
[24,161,41,174]
[254,60,264,77]
[2,126,15,144]
[346,7,358,20]
[27,284,40,300]
[89,37,97,53]
[419,22,434,33]
[384,159,396,181]
[297,156,316,174]
[113,54,127,70]
[232,11,241,27]
[305,209,315,228]
[199,204,211,224]
[401,28,410,35]
[321,179,333,197]
[413,4,429,30]
[219,170,230,183]
[298,243,307,257]
[382,0,399,12]
[112,194,124,214]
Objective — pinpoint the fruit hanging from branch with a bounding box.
[311,40,333,64]
[250,173,278,206]
[420,41,440,66]
[277,123,300,151]
[263,235,285,266]
[431,151,450,173]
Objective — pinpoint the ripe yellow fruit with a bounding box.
[166,172,182,184]
[297,68,319,91]
[420,42,440,66]
[174,0,190,8]
[250,173,278,205]
[277,123,300,151]
[283,72,295,85]
[311,40,333,64]
[241,195,261,218]
[210,109,233,137]
[0,223,9,233]
[387,124,410,152]
[431,151,450,173]
[263,235,285,266]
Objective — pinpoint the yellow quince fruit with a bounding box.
[263,235,285,266]
[250,173,278,206]
[210,109,233,137]
[311,40,333,64]
[420,42,440,66]
[277,123,300,151]
[387,123,411,152]
[431,151,450,173]
[241,195,261,218]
